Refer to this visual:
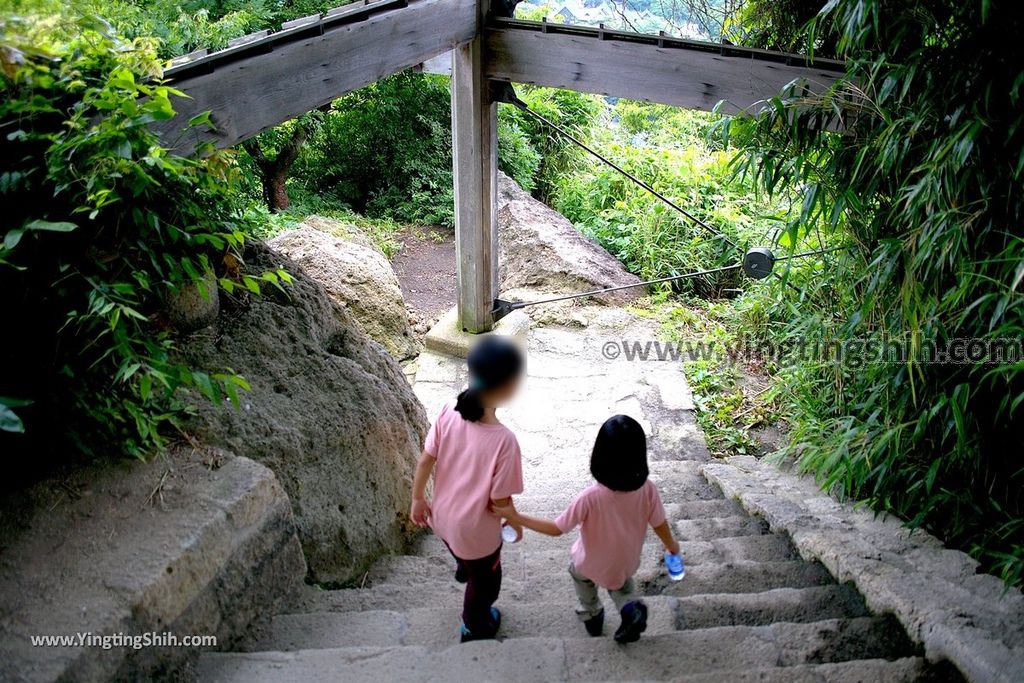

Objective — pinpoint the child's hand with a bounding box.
[506,520,524,542]
[491,499,516,520]
[665,538,681,556]
[410,497,431,527]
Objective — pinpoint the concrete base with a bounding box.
[423,306,530,358]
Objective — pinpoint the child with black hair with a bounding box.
[410,336,526,643]
[494,414,681,643]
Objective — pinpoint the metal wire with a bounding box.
[492,246,845,314]
[510,99,740,251]
[497,91,847,316]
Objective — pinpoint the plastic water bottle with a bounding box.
[501,524,519,544]
[664,550,685,581]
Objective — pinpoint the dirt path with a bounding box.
[391,227,456,327]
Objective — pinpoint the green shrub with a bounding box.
[0,16,286,464]
[552,104,793,297]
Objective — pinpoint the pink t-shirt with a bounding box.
[424,403,524,560]
[555,479,667,590]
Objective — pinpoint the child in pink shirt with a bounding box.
[410,337,525,643]
[495,414,681,643]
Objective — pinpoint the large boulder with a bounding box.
[268,220,419,361]
[179,242,428,585]
[497,172,643,304]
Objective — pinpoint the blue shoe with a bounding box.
[459,607,501,643]
[664,551,686,581]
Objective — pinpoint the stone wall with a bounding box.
[0,449,305,682]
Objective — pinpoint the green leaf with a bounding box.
[0,405,24,433]
[25,219,77,233]
[242,276,261,294]
[0,397,31,434]
[4,230,24,249]
[139,374,152,402]
[188,111,215,130]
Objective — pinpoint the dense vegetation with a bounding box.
[728,0,1024,586]
[0,12,288,471]
[2,0,1021,586]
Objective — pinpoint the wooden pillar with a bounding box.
[451,2,498,333]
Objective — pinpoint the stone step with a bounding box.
[403,532,794,577]
[268,585,869,651]
[665,658,933,683]
[288,557,835,614]
[519,461,716,494]
[646,560,835,597]
[257,596,679,651]
[675,515,768,539]
[562,616,915,680]
[674,585,869,629]
[520,470,723,502]
[511,497,744,521]
[199,617,916,682]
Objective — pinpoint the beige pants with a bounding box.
[568,562,640,620]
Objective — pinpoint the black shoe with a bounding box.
[583,608,605,637]
[454,562,468,584]
[613,601,648,644]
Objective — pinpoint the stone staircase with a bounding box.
[196,322,961,681]
[196,459,954,682]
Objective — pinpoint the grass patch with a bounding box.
[658,299,781,458]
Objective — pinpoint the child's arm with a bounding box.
[493,500,563,537]
[410,450,436,527]
[652,520,681,555]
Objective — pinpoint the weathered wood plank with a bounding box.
[156,0,477,152]
[484,24,844,114]
[452,4,498,334]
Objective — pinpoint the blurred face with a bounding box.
[483,376,522,407]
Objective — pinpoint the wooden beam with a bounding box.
[452,12,498,334]
[155,0,477,152]
[484,19,845,114]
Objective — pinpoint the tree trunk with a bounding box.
[242,120,313,213]
[268,170,291,211]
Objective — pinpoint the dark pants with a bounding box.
[448,542,503,636]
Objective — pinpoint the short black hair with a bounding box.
[590,414,649,492]
[454,336,525,421]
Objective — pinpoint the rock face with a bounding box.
[496,172,643,304]
[179,242,428,585]
[166,270,220,333]
[269,221,418,361]
[0,448,305,682]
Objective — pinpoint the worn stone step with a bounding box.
[675,515,768,539]
[288,557,835,614]
[407,532,798,577]
[563,616,915,680]
[511,497,744,521]
[519,461,715,494]
[257,596,679,651]
[520,468,723,502]
[658,658,934,683]
[199,617,916,683]
[674,585,869,629]
[646,560,835,597]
